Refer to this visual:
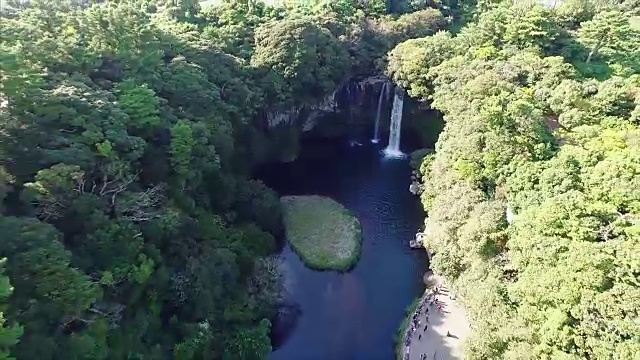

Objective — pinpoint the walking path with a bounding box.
[400,274,470,360]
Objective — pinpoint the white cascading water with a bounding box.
[371,81,390,143]
[383,87,405,157]
[345,82,363,147]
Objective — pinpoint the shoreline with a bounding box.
[397,273,469,360]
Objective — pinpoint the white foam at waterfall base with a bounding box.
[382,148,406,158]
[383,87,405,158]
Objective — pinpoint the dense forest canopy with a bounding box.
[1,0,638,359]
[0,0,449,358]
[387,0,639,358]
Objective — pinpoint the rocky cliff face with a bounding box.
[265,76,390,131]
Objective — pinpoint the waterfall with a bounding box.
[347,83,354,124]
[372,81,390,143]
[506,205,515,224]
[383,87,405,158]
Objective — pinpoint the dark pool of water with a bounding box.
[258,137,429,360]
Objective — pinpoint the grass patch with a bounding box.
[280,195,362,271]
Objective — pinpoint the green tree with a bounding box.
[578,10,636,63]
[115,79,162,132]
[387,31,457,100]
[223,319,272,360]
[169,120,195,186]
[388,3,640,357]
[0,259,22,360]
[252,16,352,104]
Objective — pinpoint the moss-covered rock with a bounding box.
[280,195,362,271]
[409,148,433,171]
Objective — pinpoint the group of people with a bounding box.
[401,285,448,360]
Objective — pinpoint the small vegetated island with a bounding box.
[281,196,362,271]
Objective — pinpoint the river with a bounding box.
[258,136,429,360]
